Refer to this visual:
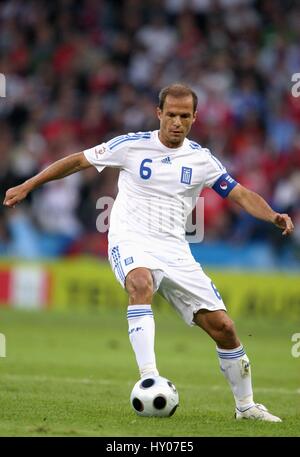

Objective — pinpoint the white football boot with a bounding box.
[235,404,282,422]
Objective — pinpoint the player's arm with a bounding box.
[3,152,91,208]
[228,183,294,236]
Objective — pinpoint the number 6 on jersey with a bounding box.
[140,159,153,180]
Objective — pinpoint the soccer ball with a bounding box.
[130,376,179,417]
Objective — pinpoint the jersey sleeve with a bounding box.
[83,134,129,173]
[204,149,238,198]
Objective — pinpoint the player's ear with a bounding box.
[192,111,197,123]
[157,107,162,120]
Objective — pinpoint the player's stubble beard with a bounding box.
[159,129,188,148]
[166,128,190,148]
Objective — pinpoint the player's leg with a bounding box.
[157,254,281,422]
[125,267,159,378]
[193,309,240,348]
[158,269,254,411]
[108,243,164,379]
[193,309,281,422]
[193,309,254,409]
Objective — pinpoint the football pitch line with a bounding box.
[2,373,300,395]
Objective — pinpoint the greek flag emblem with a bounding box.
[125,256,134,266]
[181,167,192,185]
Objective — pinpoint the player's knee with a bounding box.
[126,269,153,300]
[219,319,237,341]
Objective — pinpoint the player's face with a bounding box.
[157,95,196,148]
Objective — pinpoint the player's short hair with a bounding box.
[158,83,198,113]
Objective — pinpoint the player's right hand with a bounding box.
[273,213,294,236]
[3,184,29,208]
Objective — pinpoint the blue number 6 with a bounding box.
[140,159,153,180]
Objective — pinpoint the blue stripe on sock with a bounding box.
[217,348,245,359]
[217,347,244,354]
[218,353,245,360]
[217,348,245,355]
[127,314,153,319]
[127,310,153,314]
[217,349,245,356]
[217,352,245,360]
[127,310,153,316]
[217,349,245,357]
[127,307,152,312]
[127,312,153,318]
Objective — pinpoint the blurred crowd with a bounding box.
[0,0,300,265]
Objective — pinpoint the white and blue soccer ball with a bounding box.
[130,376,179,417]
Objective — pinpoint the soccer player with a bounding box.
[4,84,294,422]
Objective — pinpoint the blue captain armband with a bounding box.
[212,173,238,198]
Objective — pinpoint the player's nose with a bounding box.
[172,116,182,127]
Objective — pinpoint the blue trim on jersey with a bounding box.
[108,132,150,147]
[189,140,201,150]
[107,134,127,149]
[108,132,151,150]
[212,173,238,198]
[110,137,145,150]
[109,132,150,145]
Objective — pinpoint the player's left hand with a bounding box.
[273,213,294,236]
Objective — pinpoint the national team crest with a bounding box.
[180,167,192,185]
[125,256,134,266]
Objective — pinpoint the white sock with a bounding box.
[127,304,159,379]
[217,345,255,411]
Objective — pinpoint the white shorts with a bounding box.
[108,241,226,326]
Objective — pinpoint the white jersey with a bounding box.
[83,130,237,250]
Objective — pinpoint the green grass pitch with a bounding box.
[0,307,299,437]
